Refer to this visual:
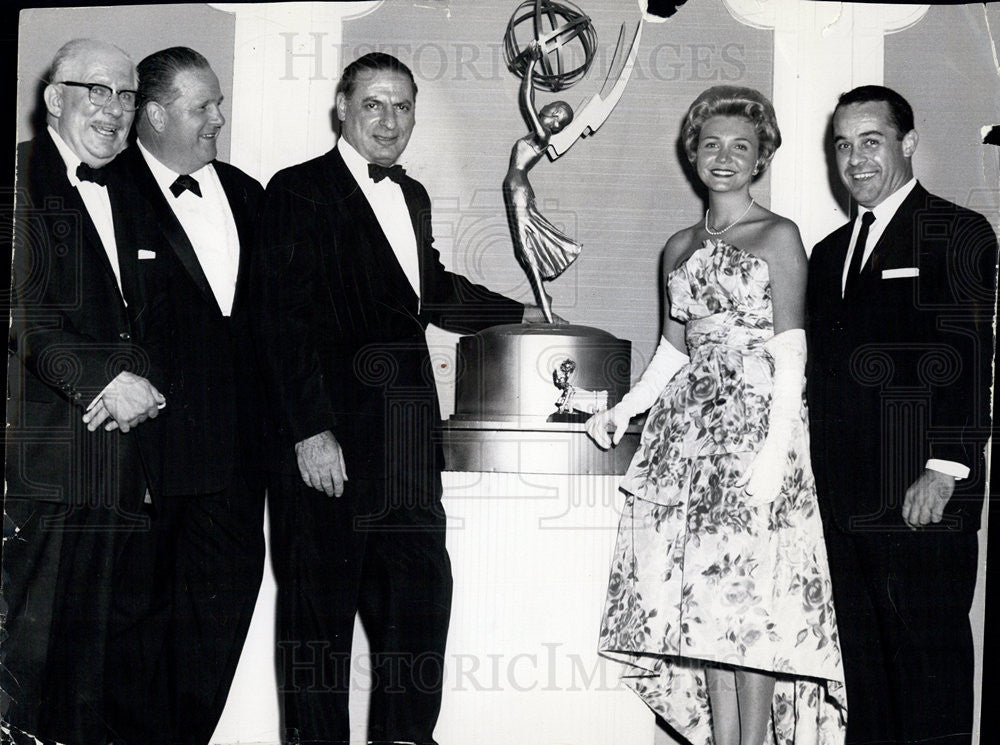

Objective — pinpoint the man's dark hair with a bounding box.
[836,85,914,139]
[136,46,212,116]
[335,52,417,100]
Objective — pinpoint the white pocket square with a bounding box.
[882,267,918,279]
[138,249,157,260]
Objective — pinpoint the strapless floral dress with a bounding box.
[599,239,847,745]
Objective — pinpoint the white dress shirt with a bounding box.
[52,129,154,413]
[840,177,917,296]
[337,137,422,304]
[48,125,123,299]
[841,177,967,480]
[138,140,240,316]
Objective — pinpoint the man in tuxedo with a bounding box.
[254,52,545,744]
[118,47,266,745]
[3,39,168,745]
[807,85,996,745]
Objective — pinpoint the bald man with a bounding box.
[3,39,170,745]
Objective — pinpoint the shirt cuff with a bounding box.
[925,459,970,480]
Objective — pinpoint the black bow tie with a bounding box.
[170,174,202,198]
[76,162,109,186]
[368,162,406,184]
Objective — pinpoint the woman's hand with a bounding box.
[737,441,788,508]
[585,405,631,449]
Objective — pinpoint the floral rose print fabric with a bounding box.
[600,240,847,745]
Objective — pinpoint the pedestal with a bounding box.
[446,323,638,474]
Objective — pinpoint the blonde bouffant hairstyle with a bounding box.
[682,86,782,175]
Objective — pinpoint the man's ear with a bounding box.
[145,102,167,133]
[902,129,918,158]
[335,92,347,123]
[43,83,62,118]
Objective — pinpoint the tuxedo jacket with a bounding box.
[254,147,523,490]
[807,183,996,532]
[121,145,265,496]
[6,132,170,508]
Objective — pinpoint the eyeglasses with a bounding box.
[58,81,138,112]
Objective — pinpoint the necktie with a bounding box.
[170,174,202,198]
[845,211,876,294]
[76,162,109,186]
[368,162,406,184]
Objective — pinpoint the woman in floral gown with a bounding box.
[585,87,846,745]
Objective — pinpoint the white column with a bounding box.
[209,1,382,184]
[721,0,928,249]
[438,472,655,745]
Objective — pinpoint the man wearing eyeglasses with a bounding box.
[3,38,170,745]
[116,47,266,745]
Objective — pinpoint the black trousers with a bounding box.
[115,475,266,745]
[822,523,978,745]
[268,472,452,745]
[2,491,149,745]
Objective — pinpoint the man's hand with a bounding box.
[295,430,348,497]
[82,371,165,433]
[902,469,955,528]
[84,399,119,432]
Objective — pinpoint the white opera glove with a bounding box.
[738,328,806,505]
[585,337,689,449]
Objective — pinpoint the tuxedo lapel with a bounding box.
[399,177,429,295]
[127,147,221,314]
[108,182,140,309]
[819,223,853,307]
[843,184,924,300]
[328,149,419,313]
[216,164,253,316]
[865,184,923,276]
[34,133,125,307]
[832,228,851,298]
[73,182,121,298]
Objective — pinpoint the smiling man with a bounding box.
[3,38,169,745]
[120,46,266,745]
[253,52,540,745]
[807,85,996,745]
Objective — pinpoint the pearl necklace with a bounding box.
[704,198,755,236]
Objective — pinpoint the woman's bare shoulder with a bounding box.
[662,223,703,273]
